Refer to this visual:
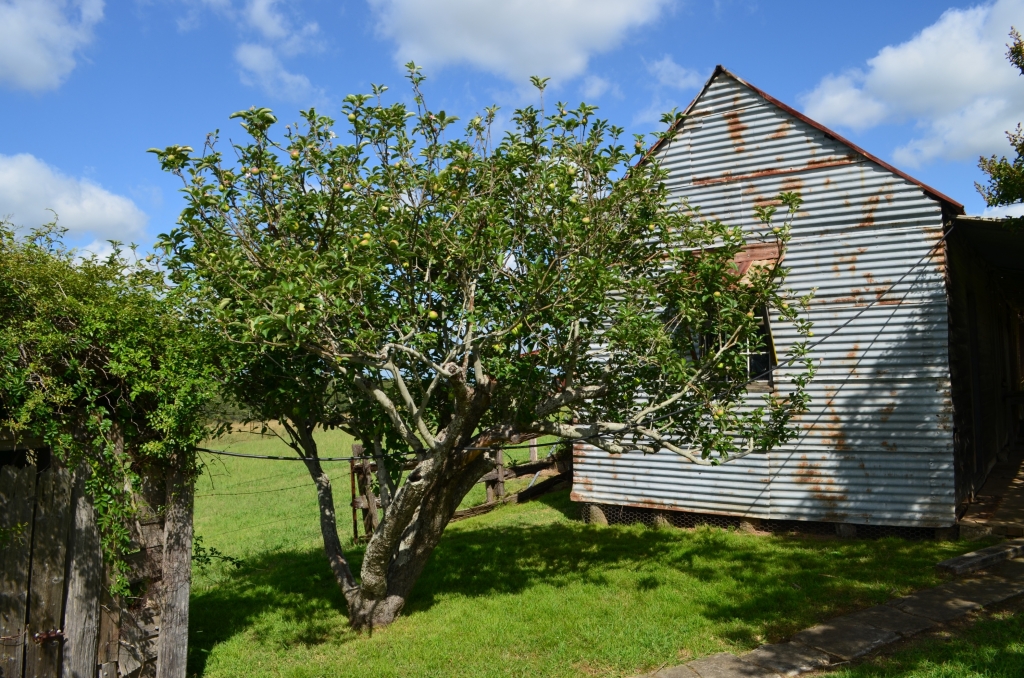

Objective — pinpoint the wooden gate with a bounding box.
[0,443,191,678]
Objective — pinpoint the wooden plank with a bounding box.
[0,463,37,678]
[155,466,193,678]
[530,440,538,463]
[96,588,120,667]
[350,496,382,510]
[478,459,555,483]
[23,462,73,678]
[451,473,571,523]
[61,466,103,678]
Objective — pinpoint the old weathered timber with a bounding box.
[0,463,37,678]
[360,459,380,533]
[23,462,73,678]
[155,467,193,678]
[61,466,104,678]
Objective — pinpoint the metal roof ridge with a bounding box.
[646,65,965,214]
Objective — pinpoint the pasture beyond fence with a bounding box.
[0,442,192,678]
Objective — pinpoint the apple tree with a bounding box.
[152,66,813,630]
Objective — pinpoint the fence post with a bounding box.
[155,463,193,678]
[495,449,505,499]
[361,459,380,533]
[349,454,359,541]
[529,440,538,463]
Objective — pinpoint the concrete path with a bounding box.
[635,556,1024,678]
[960,450,1024,539]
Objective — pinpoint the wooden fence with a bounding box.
[0,443,191,678]
[348,440,570,541]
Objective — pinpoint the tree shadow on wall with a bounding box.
[773,263,955,527]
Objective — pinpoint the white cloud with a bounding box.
[647,55,704,90]
[369,0,671,83]
[982,201,1024,217]
[240,0,321,55]
[235,43,324,103]
[182,0,324,101]
[0,154,147,241]
[0,0,104,91]
[800,0,1024,167]
[632,56,705,128]
[581,75,620,99]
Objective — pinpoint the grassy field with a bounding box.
[190,430,993,678]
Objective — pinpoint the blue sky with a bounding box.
[1,0,1023,255]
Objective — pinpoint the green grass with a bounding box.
[829,603,1024,677]
[190,430,992,678]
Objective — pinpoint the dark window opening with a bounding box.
[745,307,776,392]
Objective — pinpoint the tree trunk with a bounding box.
[345,449,493,630]
[294,429,360,608]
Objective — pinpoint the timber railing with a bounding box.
[347,440,570,541]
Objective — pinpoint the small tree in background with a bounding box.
[153,66,814,630]
[977,28,1024,216]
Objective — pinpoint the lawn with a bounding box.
[190,429,992,678]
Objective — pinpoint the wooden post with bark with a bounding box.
[495,449,505,499]
[155,464,193,678]
[349,456,359,541]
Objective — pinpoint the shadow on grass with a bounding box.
[188,490,970,675]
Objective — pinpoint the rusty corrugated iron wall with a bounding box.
[572,69,959,527]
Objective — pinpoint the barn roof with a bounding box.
[645,65,964,214]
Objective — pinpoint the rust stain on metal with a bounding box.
[781,176,804,192]
[723,110,747,150]
[879,404,896,423]
[692,157,857,186]
[742,184,758,196]
[859,195,880,227]
[768,120,792,139]
[874,283,898,305]
[795,462,847,506]
[845,343,861,359]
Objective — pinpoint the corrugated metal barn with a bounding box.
[572,66,1024,533]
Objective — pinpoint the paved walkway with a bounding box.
[961,450,1024,539]
[636,555,1024,678]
